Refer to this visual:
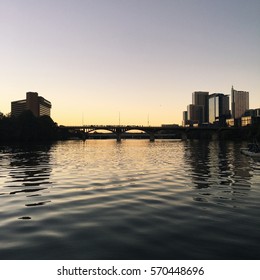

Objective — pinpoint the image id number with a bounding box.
[150,266,204,276]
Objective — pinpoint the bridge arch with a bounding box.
[86,128,115,134]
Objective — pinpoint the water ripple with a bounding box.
[0,140,260,259]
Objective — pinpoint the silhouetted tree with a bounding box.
[16,110,38,141]
[37,115,58,140]
[0,110,59,142]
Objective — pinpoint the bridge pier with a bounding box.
[149,134,155,142]
[82,132,87,141]
[79,130,88,140]
[116,133,122,142]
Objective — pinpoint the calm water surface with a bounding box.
[0,140,260,259]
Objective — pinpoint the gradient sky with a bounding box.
[1,0,259,125]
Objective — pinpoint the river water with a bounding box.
[0,140,259,259]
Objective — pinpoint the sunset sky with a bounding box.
[1,0,259,125]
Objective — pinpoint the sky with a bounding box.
[0,0,259,125]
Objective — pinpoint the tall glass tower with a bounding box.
[208,93,230,124]
[192,91,209,123]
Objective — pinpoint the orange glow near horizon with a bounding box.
[1,1,259,125]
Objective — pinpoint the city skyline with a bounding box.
[8,85,259,127]
[1,0,260,125]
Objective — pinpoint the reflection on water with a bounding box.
[0,140,259,260]
[186,141,252,205]
[0,144,52,221]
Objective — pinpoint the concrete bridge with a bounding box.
[63,125,242,141]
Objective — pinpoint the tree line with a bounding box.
[0,110,64,142]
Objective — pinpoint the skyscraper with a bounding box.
[192,91,209,123]
[187,104,204,125]
[231,86,249,119]
[11,92,52,118]
[182,111,188,126]
[208,93,230,124]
